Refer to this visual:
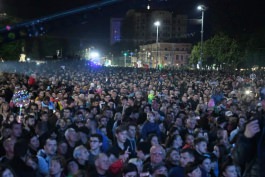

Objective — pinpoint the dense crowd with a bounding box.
[0,60,264,177]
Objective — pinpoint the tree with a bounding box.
[190,33,243,69]
[0,40,25,60]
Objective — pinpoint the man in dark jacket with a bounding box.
[232,115,265,177]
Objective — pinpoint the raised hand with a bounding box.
[244,119,260,138]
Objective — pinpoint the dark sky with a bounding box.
[1,0,264,48]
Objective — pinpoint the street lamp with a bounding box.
[197,5,206,69]
[154,21,160,68]
[124,52,127,67]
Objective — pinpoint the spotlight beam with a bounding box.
[0,0,122,33]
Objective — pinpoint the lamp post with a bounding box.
[197,5,206,69]
[154,21,160,68]
[124,52,127,67]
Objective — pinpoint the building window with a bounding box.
[176,55,179,60]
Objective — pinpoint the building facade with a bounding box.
[138,42,192,68]
[122,9,188,45]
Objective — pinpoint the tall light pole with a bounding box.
[154,21,160,68]
[124,52,127,67]
[197,5,206,69]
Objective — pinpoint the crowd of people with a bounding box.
[0,60,264,177]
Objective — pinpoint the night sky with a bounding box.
[1,0,264,48]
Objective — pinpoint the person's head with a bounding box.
[213,144,228,160]
[29,133,40,150]
[220,160,238,177]
[185,162,201,177]
[115,125,128,144]
[186,118,197,130]
[66,159,79,176]
[151,162,168,177]
[65,128,79,143]
[185,133,194,146]
[194,137,208,154]
[179,148,196,167]
[40,111,49,122]
[10,120,22,138]
[0,165,16,177]
[150,145,165,165]
[147,112,156,123]
[166,134,183,149]
[35,121,48,135]
[25,115,36,127]
[114,112,122,121]
[44,138,57,156]
[57,140,68,156]
[95,153,110,173]
[147,134,159,147]
[29,103,38,113]
[89,133,103,151]
[144,104,151,113]
[122,163,139,177]
[127,122,137,139]
[73,145,89,161]
[1,124,11,139]
[3,138,16,154]
[63,108,72,119]
[199,154,212,174]
[166,148,180,165]
[137,142,150,161]
[98,115,108,127]
[25,155,38,170]
[5,113,15,124]
[49,156,65,176]
[129,158,143,173]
